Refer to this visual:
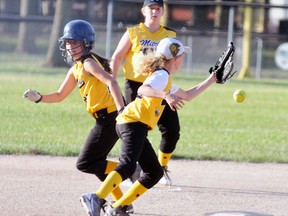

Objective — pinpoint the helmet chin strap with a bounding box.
[67,43,84,58]
[62,50,84,66]
[61,42,91,64]
[71,49,90,62]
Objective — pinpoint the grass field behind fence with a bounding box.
[0,53,288,163]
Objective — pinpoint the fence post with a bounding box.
[227,6,235,44]
[186,36,193,74]
[106,0,114,58]
[256,37,263,79]
[238,0,253,79]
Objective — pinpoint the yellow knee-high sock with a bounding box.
[158,150,172,167]
[112,180,148,208]
[104,161,123,200]
[96,171,122,199]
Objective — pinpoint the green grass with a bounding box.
[1,53,288,163]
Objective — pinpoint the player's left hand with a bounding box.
[209,41,236,84]
[23,89,42,103]
[165,93,185,111]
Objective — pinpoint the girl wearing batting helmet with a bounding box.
[79,37,216,216]
[23,19,132,213]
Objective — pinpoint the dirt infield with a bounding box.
[1,155,288,216]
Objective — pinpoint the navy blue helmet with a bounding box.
[59,20,95,62]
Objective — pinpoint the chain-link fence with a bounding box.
[1,0,288,79]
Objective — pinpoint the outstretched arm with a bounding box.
[23,68,76,103]
[173,73,216,101]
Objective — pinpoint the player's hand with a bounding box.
[23,89,42,103]
[165,93,185,111]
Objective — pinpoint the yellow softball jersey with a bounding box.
[123,22,176,83]
[72,55,116,117]
[116,72,172,130]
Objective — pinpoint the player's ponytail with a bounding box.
[134,50,163,76]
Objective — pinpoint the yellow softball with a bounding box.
[233,89,246,103]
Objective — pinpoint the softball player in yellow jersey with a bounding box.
[79,38,217,216]
[111,0,179,185]
[23,20,128,211]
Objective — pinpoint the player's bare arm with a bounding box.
[138,84,184,111]
[173,73,216,101]
[84,58,125,111]
[23,68,76,103]
[110,31,132,79]
[41,68,77,103]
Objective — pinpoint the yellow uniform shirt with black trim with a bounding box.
[116,75,172,130]
[72,55,116,116]
[124,22,176,83]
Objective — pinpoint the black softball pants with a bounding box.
[76,111,118,181]
[125,79,180,153]
[115,122,163,189]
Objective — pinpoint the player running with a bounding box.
[23,19,133,213]
[111,0,180,186]
[79,37,217,216]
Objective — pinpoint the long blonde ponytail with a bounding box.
[134,50,164,76]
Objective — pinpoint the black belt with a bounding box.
[93,107,116,119]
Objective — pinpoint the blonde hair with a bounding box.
[134,49,164,76]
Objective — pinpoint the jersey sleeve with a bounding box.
[170,84,180,94]
[143,70,169,91]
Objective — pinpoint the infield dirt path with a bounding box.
[0,155,287,216]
